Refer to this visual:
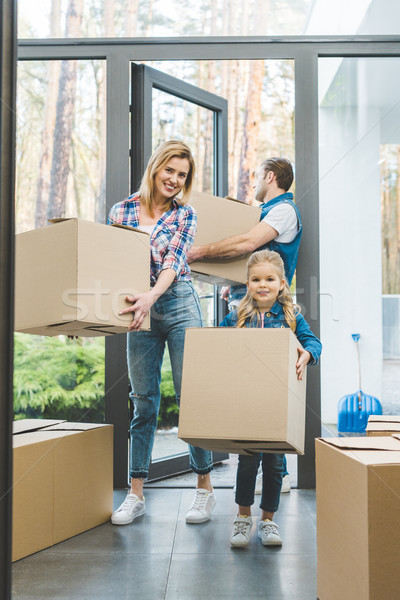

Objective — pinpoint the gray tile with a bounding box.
[12,553,171,600]
[12,487,318,600]
[42,514,176,555]
[165,553,317,600]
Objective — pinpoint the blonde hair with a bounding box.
[138,140,195,217]
[236,249,299,330]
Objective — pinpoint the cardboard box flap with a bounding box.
[366,422,400,433]
[367,415,400,424]
[13,419,66,435]
[319,436,400,451]
[45,422,109,432]
[48,217,77,224]
[192,190,246,206]
[110,223,150,235]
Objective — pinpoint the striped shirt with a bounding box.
[107,192,196,284]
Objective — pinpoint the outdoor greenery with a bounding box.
[13,333,179,427]
[13,334,105,422]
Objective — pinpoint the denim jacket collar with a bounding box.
[265,301,284,317]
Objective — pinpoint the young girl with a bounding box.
[219,249,322,548]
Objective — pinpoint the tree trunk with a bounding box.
[95,2,115,222]
[145,0,154,36]
[236,59,264,202]
[236,0,268,202]
[202,2,218,193]
[47,0,83,220]
[35,0,61,227]
[124,0,139,36]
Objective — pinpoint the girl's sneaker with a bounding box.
[111,493,145,525]
[257,519,282,546]
[230,515,253,547]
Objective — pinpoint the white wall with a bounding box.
[319,97,383,423]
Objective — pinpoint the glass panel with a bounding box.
[149,60,295,201]
[18,0,314,39]
[319,57,400,434]
[152,88,214,194]
[14,59,107,423]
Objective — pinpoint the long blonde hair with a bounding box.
[237,249,299,330]
[138,140,195,217]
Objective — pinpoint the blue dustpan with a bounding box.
[337,334,382,433]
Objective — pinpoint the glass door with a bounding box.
[130,63,229,479]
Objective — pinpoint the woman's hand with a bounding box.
[119,291,156,331]
[296,348,311,381]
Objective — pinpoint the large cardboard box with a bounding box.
[316,436,400,600]
[15,218,150,336]
[366,414,400,436]
[189,191,261,285]
[12,419,113,562]
[178,328,306,454]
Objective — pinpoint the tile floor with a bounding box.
[12,485,317,600]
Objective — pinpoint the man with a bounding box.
[188,157,301,493]
[188,157,301,307]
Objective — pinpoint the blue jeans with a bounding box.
[235,453,284,513]
[127,280,214,479]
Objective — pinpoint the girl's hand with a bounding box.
[119,291,156,331]
[219,285,230,301]
[296,348,311,381]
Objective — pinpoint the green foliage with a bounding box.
[14,334,179,428]
[13,334,105,423]
[158,350,179,428]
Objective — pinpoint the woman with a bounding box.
[108,140,215,526]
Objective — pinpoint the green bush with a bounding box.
[13,334,178,428]
[158,350,179,428]
[13,334,105,423]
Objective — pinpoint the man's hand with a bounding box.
[219,285,230,301]
[296,348,311,381]
[187,246,206,263]
[119,291,156,331]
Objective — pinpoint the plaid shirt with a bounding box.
[107,192,197,284]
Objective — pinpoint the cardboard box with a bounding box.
[366,414,400,436]
[178,328,306,454]
[12,419,113,562]
[15,218,150,336]
[316,435,400,600]
[189,191,261,285]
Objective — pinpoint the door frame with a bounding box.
[130,62,229,480]
[16,35,400,488]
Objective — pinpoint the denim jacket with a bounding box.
[219,301,322,366]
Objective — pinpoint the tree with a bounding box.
[47,0,83,220]
[237,0,269,202]
[35,0,61,227]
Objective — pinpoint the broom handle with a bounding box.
[352,334,362,391]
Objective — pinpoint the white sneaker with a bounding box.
[185,488,216,524]
[230,516,253,547]
[281,474,291,493]
[258,519,282,546]
[111,492,145,525]
[255,472,262,495]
